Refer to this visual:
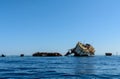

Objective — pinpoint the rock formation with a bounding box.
[65,42,95,56]
[32,52,62,57]
[20,54,24,57]
[105,53,112,56]
[1,54,6,57]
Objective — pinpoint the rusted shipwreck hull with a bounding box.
[65,42,95,56]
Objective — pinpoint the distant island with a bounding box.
[32,52,62,57]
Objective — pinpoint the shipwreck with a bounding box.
[65,42,95,56]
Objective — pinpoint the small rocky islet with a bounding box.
[32,52,62,57]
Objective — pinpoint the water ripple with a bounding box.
[0,56,119,78]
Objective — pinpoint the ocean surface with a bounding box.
[0,56,119,79]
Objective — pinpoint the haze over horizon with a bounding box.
[0,0,120,55]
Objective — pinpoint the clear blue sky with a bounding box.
[0,0,120,55]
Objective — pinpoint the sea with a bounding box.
[0,56,119,79]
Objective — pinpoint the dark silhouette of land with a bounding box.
[32,52,62,57]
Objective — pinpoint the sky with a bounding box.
[0,0,120,55]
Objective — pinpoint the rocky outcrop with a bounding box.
[65,42,95,56]
[1,54,6,57]
[20,54,24,57]
[105,53,112,56]
[32,52,62,57]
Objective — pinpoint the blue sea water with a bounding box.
[0,56,119,79]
